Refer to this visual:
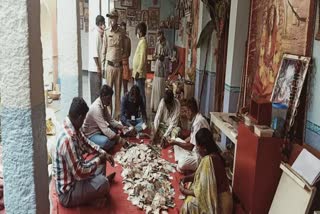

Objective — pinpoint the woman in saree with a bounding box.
[180,128,233,214]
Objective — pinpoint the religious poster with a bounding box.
[148,33,157,48]
[121,0,133,7]
[141,10,149,24]
[271,54,310,106]
[132,0,141,10]
[271,54,310,135]
[79,1,84,17]
[83,7,89,19]
[148,8,160,31]
[136,11,142,22]
[244,0,315,106]
[80,18,84,30]
[84,17,89,32]
[116,9,127,24]
[122,0,141,9]
[175,17,186,47]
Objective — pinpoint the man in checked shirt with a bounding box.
[53,97,116,207]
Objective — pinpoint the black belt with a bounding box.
[107,61,122,67]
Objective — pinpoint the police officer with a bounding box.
[101,9,125,119]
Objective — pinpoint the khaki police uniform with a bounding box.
[101,26,125,118]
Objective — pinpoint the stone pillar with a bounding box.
[223,0,250,113]
[219,0,250,149]
[194,2,217,117]
[51,0,58,86]
[57,0,82,118]
[101,0,110,20]
[0,0,49,213]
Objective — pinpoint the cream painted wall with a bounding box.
[41,0,89,87]
[81,28,89,71]
[41,0,55,86]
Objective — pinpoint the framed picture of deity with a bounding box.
[148,8,160,31]
[84,17,89,32]
[79,1,84,17]
[83,7,89,19]
[135,11,141,22]
[148,33,157,48]
[80,18,84,30]
[271,54,311,136]
[121,0,141,9]
[121,0,133,7]
[243,0,316,107]
[132,0,141,10]
[141,10,149,25]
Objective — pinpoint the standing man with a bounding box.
[120,22,131,94]
[132,22,148,106]
[101,9,124,119]
[90,15,105,103]
[151,30,171,112]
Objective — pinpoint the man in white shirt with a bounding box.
[169,98,210,173]
[152,89,181,147]
[89,15,105,103]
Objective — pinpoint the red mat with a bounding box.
[51,138,184,214]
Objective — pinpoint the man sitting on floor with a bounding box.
[168,97,210,173]
[152,89,181,147]
[53,97,116,208]
[83,85,128,151]
[120,85,147,135]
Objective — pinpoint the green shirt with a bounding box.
[132,37,147,79]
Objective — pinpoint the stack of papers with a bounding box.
[292,149,320,186]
